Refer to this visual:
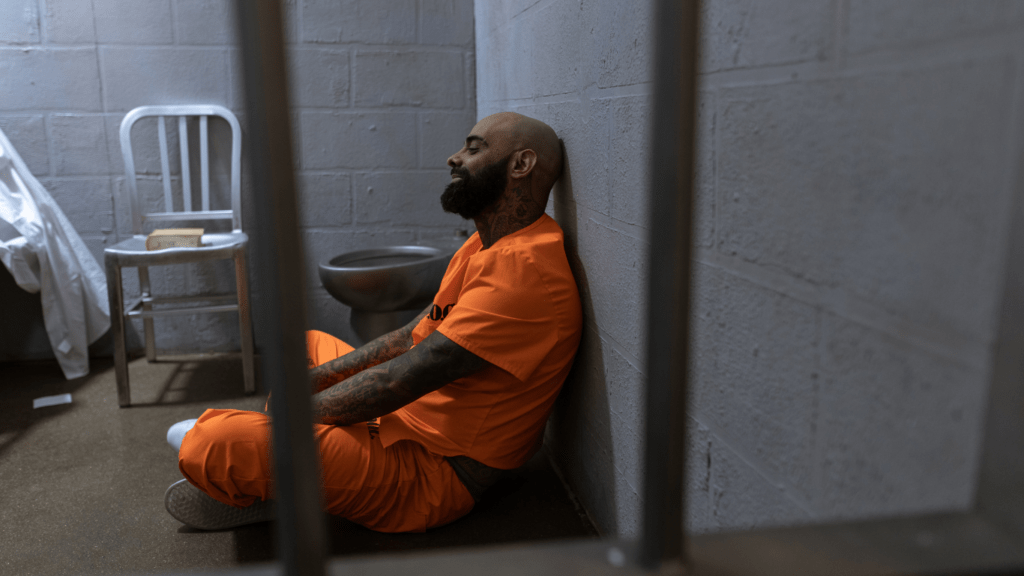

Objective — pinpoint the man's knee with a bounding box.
[177,410,215,477]
[177,409,273,507]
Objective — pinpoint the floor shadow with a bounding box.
[0,354,258,575]
[0,314,597,573]
[232,522,276,563]
[0,358,105,463]
[119,353,265,408]
[323,450,597,557]
[231,449,598,564]
[546,146,617,534]
[0,270,54,361]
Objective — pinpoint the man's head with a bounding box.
[442,112,563,220]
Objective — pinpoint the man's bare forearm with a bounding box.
[311,331,486,426]
[308,306,430,393]
[310,356,416,426]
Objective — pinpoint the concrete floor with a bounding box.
[0,354,598,576]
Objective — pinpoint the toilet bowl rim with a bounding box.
[319,245,456,273]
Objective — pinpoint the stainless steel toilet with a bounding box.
[319,243,459,343]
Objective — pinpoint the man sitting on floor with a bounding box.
[164,111,583,533]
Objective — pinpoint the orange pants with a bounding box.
[177,330,475,533]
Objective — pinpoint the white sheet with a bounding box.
[0,128,110,379]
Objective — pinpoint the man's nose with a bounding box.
[447,153,460,168]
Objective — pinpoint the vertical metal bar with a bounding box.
[200,115,210,212]
[234,2,327,576]
[228,112,243,231]
[235,248,257,395]
[639,0,699,570]
[119,115,145,234]
[138,266,157,362]
[975,123,1024,530]
[105,256,131,407]
[157,116,174,213]
[179,116,192,212]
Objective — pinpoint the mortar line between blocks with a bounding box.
[591,322,644,375]
[694,250,991,371]
[414,0,421,44]
[32,0,43,44]
[168,0,179,45]
[690,411,821,521]
[833,0,850,70]
[42,113,55,178]
[708,87,720,256]
[90,0,105,116]
[700,30,1020,90]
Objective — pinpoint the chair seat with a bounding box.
[105,232,248,267]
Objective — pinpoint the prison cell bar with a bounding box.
[234,2,328,576]
[639,0,699,570]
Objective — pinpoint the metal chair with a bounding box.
[104,105,255,407]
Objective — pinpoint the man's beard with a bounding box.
[440,155,509,220]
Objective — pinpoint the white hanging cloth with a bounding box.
[0,128,110,379]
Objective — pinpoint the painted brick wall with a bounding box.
[0,0,476,359]
[475,0,1024,536]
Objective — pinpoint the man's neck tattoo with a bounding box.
[473,181,544,249]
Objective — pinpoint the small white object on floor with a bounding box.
[167,418,198,452]
[33,393,72,409]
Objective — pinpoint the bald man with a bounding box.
[165,112,583,533]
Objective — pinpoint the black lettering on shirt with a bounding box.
[429,303,455,321]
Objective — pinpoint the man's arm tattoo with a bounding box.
[311,331,487,426]
[308,305,430,393]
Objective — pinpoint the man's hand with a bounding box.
[309,305,431,394]
[311,331,488,427]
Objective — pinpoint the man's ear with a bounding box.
[509,149,537,179]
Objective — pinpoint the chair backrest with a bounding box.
[119,105,243,234]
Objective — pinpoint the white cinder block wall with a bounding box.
[475,0,1024,536]
[0,0,476,357]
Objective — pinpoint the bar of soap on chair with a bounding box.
[146,228,204,250]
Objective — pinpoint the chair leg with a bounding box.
[138,266,157,362]
[106,256,131,407]
[235,250,256,395]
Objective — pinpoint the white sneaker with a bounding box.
[164,479,275,530]
[166,419,198,452]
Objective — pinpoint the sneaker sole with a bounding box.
[164,479,275,530]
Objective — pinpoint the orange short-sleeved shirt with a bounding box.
[378,214,583,469]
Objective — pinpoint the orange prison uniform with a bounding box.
[178,214,583,532]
